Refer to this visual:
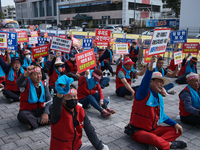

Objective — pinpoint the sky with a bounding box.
[1,0,15,7]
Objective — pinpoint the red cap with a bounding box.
[123,57,135,65]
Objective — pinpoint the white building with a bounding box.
[2,6,16,19]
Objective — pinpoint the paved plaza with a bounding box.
[0,64,200,150]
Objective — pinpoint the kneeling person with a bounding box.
[17,65,52,129]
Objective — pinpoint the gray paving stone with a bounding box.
[15,137,33,147]
[29,132,48,142]
[0,130,8,138]
[5,126,22,135]
[17,130,35,138]
[0,138,5,146]
[2,134,20,143]
[0,123,10,131]
[15,145,31,150]
[28,140,47,150]
[42,137,50,145]
[0,142,18,150]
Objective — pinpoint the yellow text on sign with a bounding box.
[79,60,95,71]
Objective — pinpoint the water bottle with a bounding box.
[51,89,54,98]
[105,70,108,77]
[107,96,110,108]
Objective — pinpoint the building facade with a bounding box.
[15,0,163,26]
[2,6,16,19]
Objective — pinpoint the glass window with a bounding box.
[108,19,111,24]
[54,0,59,16]
[46,0,52,16]
[33,2,38,17]
[111,19,115,24]
[39,1,44,17]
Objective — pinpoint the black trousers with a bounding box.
[17,107,45,129]
[181,114,200,125]
[3,90,20,101]
[101,62,113,74]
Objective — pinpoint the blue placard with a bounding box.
[38,37,48,46]
[7,32,18,50]
[116,38,135,43]
[146,19,179,27]
[144,39,151,45]
[73,35,85,39]
[170,30,187,44]
[82,38,93,50]
[166,48,182,52]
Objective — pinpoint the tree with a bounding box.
[162,0,180,18]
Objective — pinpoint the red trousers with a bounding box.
[132,126,181,150]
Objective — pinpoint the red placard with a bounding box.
[17,31,28,43]
[144,49,151,63]
[29,25,35,30]
[95,29,111,46]
[75,49,96,73]
[59,34,66,39]
[44,32,48,38]
[32,45,49,59]
[183,43,199,53]
[110,38,114,46]
[30,31,38,37]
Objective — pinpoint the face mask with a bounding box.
[70,57,76,61]
[11,50,15,54]
[40,58,44,63]
[25,55,31,60]
[55,65,61,68]
[65,99,77,109]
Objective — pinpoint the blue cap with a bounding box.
[69,49,77,57]
[11,57,21,63]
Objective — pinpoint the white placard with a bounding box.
[29,37,38,44]
[174,51,183,65]
[115,43,129,55]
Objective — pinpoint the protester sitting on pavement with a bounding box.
[32,56,49,81]
[129,41,139,69]
[115,54,131,76]
[176,56,197,84]
[115,57,147,100]
[179,72,200,128]
[22,50,33,70]
[105,48,114,65]
[49,75,109,150]
[49,52,65,92]
[153,56,177,95]
[65,49,83,81]
[124,55,187,150]
[92,42,99,53]
[0,50,25,103]
[17,65,51,130]
[77,69,115,118]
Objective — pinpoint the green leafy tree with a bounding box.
[162,0,180,18]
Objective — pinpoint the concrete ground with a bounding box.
[0,64,200,150]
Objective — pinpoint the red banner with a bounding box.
[183,43,199,53]
[95,29,111,46]
[32,45,49,59]
[17,31,28,43]
[75,49,96,73]
[30,31,38,37]
[59,35,66,39]
[144,49,151,63]
[29,25,35,30]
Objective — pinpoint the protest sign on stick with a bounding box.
[44,32,48,38]
[174,51,183,65]
[182,43,199,53]
[115,43,129,55]
[29,37,38,44]
[0,32,8,49]
[75,49,96,73]
[82,38,93,50]
[144,49,151,63]
[17,31,28,43]
[32,45,49,59]
[30,31,38,37]
[95,29,111,46]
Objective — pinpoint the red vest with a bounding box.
[0,76,5,83]
[49,68,64,87]
[178,62,196,76]
[179,86,200,116]
[66,60,77,73]
[168,59,177,71]
[50,105,85,150]
[1,54,7,62]
[19,79,45,111]
[130,46,138,58]
[91,61,101,70]
[130,91,160,131]
[116,59,122,76]
[116,68,133,90]
[77,76,97,100]
[5,69,22,91]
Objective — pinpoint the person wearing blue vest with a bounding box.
[179,72,200,128]
[153,56,177,96]
[17,65,52,129]
[125,55,187,150]
[22,50,33,70]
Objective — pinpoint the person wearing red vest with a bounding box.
[116,57,147,100]
[78,69,115,118]
[129,41,139,69]
[65,49,83,81]
[17,65,51,129]
[49,52,65,92]
[34,24,41,36]
[179,72,200,127]
[49,75,109,150]
[124,56,187,150]
[115,54,130,76]
[0,49,9,87]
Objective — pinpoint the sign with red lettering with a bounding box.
[110,38,114,46]
[174,51,182,65]
[115,43,129,55]
[75,49,96,73]
[32,45,49,59]
[0,32,8,49]
[30,31,38,37]
[183,43,199,53]
[17,31,28,43]
[44,32,48,38]
[59,34,66,39]
[148,28,171,56]
[29,25,35,30]
[95,29,111,46]
[144,49,151,63]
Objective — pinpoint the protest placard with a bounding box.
[17,31,28,43]
[115,43,129,55]
[148,28,171,56]
[110,38,114,46]
[32,45,49,59]
[144,39,151,45]
[0,32,8,49]
[38,37,50,46]
[170,30,187,44]
[95,29,111,46]
[29,25,35,30]
[144,49,151,63]
[75,49,96,73]
[30,31,38,37]
[174,51,182,65]
[48,54,54,62]
[7,32,18,50]
[183,43,199,53]
[50,36,72,53]
[82,38,93,50]
[116,38,135,43]
[29,37,38,44]
[44,32,48,38]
